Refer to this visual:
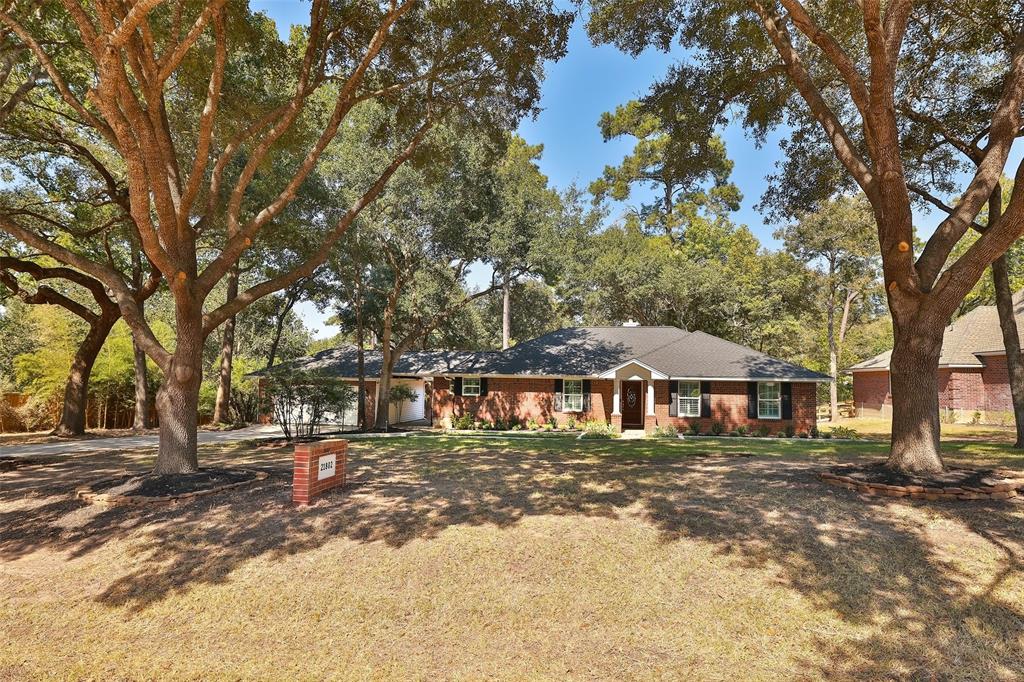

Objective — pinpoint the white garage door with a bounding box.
[390,380,425,423]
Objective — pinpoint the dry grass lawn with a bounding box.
[2,434,1023,680]
[823,416,1018,442]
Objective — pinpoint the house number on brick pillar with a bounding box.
[293,439,348,505]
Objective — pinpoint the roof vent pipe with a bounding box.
[622,319,640,327]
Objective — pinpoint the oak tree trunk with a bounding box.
[213,267,239,424]
[990,255,1024,447]
[826,285,838,422]
[131,336,152,430]
[153,315,203,474]
[829,346,839,423]
[356,298,367,431]
[502,274,512,350]
[52,313,118,437]
[374,348,395,432]
[130,249,152,431]
[887,316,946,475]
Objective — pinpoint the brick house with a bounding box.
[280,324,827,435]
[849,294,1024,422]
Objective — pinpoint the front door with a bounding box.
[621,380,644,428]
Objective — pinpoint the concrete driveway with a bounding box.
[0,424,284,460]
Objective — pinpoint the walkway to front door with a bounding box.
[620,380,644,428]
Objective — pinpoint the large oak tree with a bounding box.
[588,0,1024,474]
[0,0,570,473]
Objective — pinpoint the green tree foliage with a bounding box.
[590,100,741,239]
[776,195,883,416]
[580,216,814,359]
[587,0,1024,474]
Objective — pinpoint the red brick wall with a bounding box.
[854,365,1001,416]
[433,377,817,432]
[980,354,1013,412]
[432,376,612,426]
[652,380,816,433]
[852,370,891,415]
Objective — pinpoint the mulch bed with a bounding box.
[818,462,1024,500]
[76,468,268,507]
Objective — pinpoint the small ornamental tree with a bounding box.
[0,0,570,473]
[588,0,1024,474]
[387,383,417,424]
[263,370,356,442]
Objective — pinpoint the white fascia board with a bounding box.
[597,359,669,380]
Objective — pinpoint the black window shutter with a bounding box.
[454,377,463,397]
[747,382,758,419]
[554,378,563,412]
[700,381,712,417]
[669,380,678,417]
[480,377,488,396]
[554,378,563,393]
[582,380,592,412]
[781,382,793,419]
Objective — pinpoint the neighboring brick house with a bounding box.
[849,293,1024,422]
[275,324,827,435]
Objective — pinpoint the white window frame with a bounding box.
[678,381,700,417]
[563,379,584,412]
[758,381,782,420]
[462,377,481,397]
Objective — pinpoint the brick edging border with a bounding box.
[75,470,269,507]
[817,471,1021,500]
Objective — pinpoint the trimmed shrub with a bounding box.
[652,424,679,438]
[710,421,725,435]
[686,422,701,435]
[452,413,474,430]
[755,425,771,438]
[829,425,859,440]
[784,424,796,438]
[580,420,617,439]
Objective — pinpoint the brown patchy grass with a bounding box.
[0,428,158,446]
[2,435,1023,680]
[823,416,1018,442]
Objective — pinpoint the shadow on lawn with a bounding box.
[2,436,1023,677]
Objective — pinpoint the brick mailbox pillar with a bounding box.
[293,439,348,505]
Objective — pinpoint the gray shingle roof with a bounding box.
[264,346,497,378]
[263,327,828,381]
[848,290,1024,371]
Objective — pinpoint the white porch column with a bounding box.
[646,380,655,416]
[612,378,621,415]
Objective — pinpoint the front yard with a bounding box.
[2,435,1023,679]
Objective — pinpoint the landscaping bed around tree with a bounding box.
[819,463,1024,501]
[75,468,268,507]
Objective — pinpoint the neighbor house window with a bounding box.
[563,379,584,412]
[678,381,700,417]
[758,382,781,419]
[462,377,481,397]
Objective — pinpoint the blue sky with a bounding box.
[251,1,1022,337]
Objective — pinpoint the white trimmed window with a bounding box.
[758,382,781,419]
[563,379,584,412]
[678,381,700,417]
[462,377,481,397]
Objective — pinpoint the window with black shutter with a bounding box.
[747,382,758,419]
[700,381,712,418]
[454,376,463,397]
[669,380,679,417]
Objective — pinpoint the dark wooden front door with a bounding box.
[621,380,643,428]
